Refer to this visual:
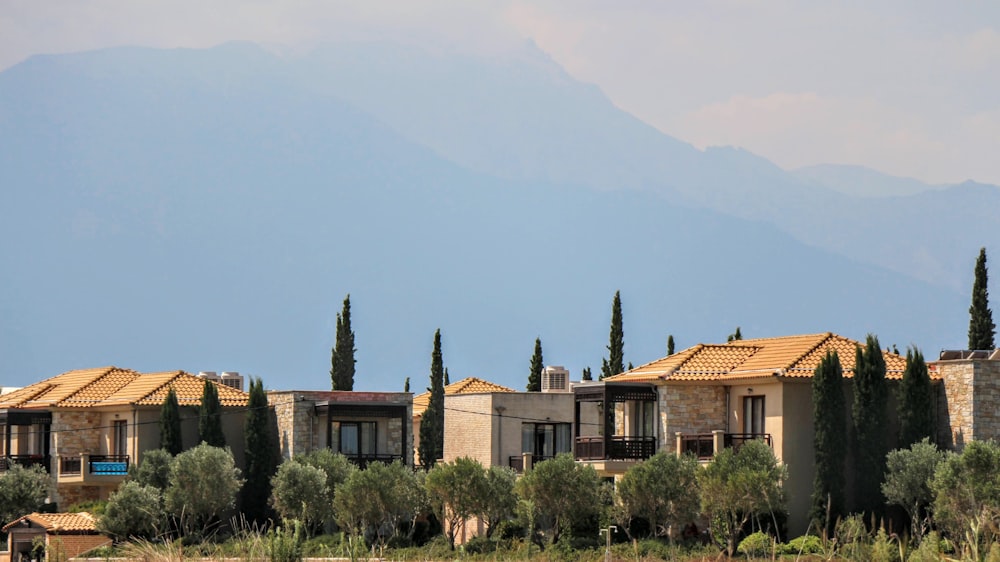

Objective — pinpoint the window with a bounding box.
[743,396,765,435]
[338,422,376,456]
[631,401,656,437]
[113,420,127,456]
[521,423,571,460]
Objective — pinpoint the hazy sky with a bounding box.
[3,1,999,185]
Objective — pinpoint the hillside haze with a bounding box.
[0,42,982,391]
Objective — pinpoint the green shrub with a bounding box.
[907,531,943,562]
[738,531,773,557]
[870,528,901,562]
[66,500,107,516]
[266,521,303,562]
[783,534,823,555]
[462,535,498,554]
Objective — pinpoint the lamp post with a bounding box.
[600,525,617,562]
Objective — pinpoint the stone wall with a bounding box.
[51,412,101,456]
[936,359,1000,449]
[661,385,727,453]
[443,394,494,465]
[269,392,317,460]
[54,484,101,508]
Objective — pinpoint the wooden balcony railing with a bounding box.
[575,436,657,461]
[0,454,51,473]
[347,454,402,469]
[678,432,772,460]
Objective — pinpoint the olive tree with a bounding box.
[334,460,425,545]
[129,448,173,491]
[164,443,243,536]
[425,457,487,549]
[515,453,600,545]
[932,440,1000,561]
[99,481,165,540]
[270,460,330,533]
[882,439,946,543]
[0,464,52,528]
[479,465,517,538]
[698,440,787,557]
[617,451,700,540]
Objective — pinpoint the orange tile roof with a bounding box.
[2,512,99,533]
[0,367,248,409]
[606,333,914,384]
[413,377,515,417]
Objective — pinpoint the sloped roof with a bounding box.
[606,333,913,383]
[2,512,100,533]
[413,377,515,417]
[0,367,248,409]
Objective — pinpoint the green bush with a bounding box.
[782,534,823,555]
[738,531,773,557]
[462,535,498,554]
[66,499,107,516]
[266,521,303,562]
[907,531,943,562]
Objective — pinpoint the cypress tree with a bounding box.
[419,329,445,469]
[600,291,625,380]
[727,327,743,342]
[527,338,543,391]
[331,294,357,390]
[242,377,274,524]
[851,334,888,518]
[898,347,934,448]
[198,380,226,447]
[581,367,592,381]
[404,377,410,393]
[969,247,996,350]
[445,368,450,386]
[667,335,675,356]
[160,386,182,455]
[810,350,847,535]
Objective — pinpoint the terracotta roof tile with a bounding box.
[607,333,918,384]
[2,512,99,533]
[413,377,514,417]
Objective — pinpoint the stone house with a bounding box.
[595,332,920,536]
[3,512,110,562]
[412,377,514,466]
[269,390,413,467]
[931,348,1000,448]
[0,366,249,507]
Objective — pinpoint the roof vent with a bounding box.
[541,366,570,393]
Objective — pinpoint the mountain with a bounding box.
[0,42,979,391]
[791,164,948,198]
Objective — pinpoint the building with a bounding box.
[412,377,514,466]
[0,366,249,507]
[3,512,110,562]
[594,332,920,536]
[269,390,413,467]
[931,348,1000,449]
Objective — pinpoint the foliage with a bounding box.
[330,294,357,391]
[969,247,996,350]
[932,440,1000,561]
[600,291,624,379]
[737,530,773,557]
[198,380,226,448]
[782,534,823,555]
[425,457,487,549]
[334,460,425,545]
[907,531,945,562]
[581,367,592,381]
[243,376,275,524]
[527,337,543,392]
[617,451,700,540]
[852,333,889,518]
[130,448,173,491]
[0,463,52,528]
[293,449,355,503]
[898,347,935,448]
[270,460,329,533]
[265,520,304,562]
[698,439,787,557]
[515,453,600,544]
[403,377,409,392]
[810,349,847,535]
[727,326,742,342]
[882,438,945,542]
[480,465,518,538]
[419,329,446,469]
[67,499,107,515]
[667,334,675,356]
[164,443,244,535]
[98,481,165,541]
[159,386,182,455]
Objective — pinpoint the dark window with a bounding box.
[743,396,765,434]
[113,420,127,456]
[633,401,656,437]
[338,422,376,456]
[521,423,571,459]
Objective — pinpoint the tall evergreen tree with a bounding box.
[810,350,847,535]
[444,368,450,386]
[159,386,182,455]
[969,247,996,350]
[527,338,544,391]
[404,377,410,393]
[331,294,357,390]
[242,377,274,524]
[198,380,226,447]
[898,347,935,448]
[852,334,888,517]
[581,367,592,381]
[727,327,743,342]
[667,335,675,356]
[600,291,625,380]
[419,329,446,469]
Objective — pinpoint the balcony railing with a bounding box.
[346,454,402,469]
[508,454,556,473]
[60,456,82,475]
[678,432,772,460]
[89,455,129,475]
[0,454,51,473]
[575,436,657,461]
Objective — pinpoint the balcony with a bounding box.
[0,454,51,473]
[575,436,657,461]
[345,453,402,470]
[678,431,772,460]
[56,454,129,484]
[508,454,556,473]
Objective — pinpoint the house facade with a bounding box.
[0,367,249,507]
[269,390,413,467]
[3,512,110,562]
[413,377,514,466]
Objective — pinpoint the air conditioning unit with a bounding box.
[219,372,245,391]
[541,366,570,393]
